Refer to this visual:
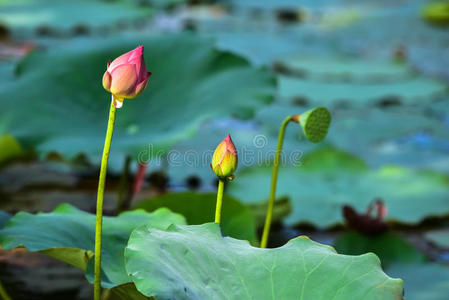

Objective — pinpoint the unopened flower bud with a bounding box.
[211,135,238,179]
[102,45,151,108]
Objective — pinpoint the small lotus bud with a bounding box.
[102,45,151,108]
[299,107,331,143]
[211,135,238,179]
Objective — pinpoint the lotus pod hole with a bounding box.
[300,107,331,143]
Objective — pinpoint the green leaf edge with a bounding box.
[125,222,404,299]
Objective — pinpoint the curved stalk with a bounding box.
[94,96,117,300]
[260,115,294,248]
[0,280,12,300]
[214,179,225,223]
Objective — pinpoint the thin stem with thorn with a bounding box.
[94,96,117,300]
[260,115,294,248]
[0,280,12,300]
[215,179,225,223]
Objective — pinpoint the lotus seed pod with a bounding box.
[299,107,331,143]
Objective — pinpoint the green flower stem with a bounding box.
[214,179,225,223]
[94,97,117,300]
[261,115,294,248]
[0,280,12,300]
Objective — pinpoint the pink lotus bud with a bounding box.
[211,135,238,179]
[102,45,151,108]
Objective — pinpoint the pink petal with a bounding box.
[107,51,133,73]
[110,64,138,98]
[128,45,144,61]
[129,55,147,81]
[102,71,112,91]
[224,134,237,155]
[133,77,149,97]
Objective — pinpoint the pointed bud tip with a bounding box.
[224,134,237,154]
[211,134,238,179]
[132,45,144,56]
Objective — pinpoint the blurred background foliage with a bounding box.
[0,0,449,299]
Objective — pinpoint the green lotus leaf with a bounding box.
[279,75,446,107]
[0,203,186,287]
[277,56,412,82]
[334,232,426,268]
[0,33,274,165]
[0,210,11,229]
[0,0,151,36]
[125,223,403,299]
[110,283,150,300]
[135,192,258,245]
[425,229,449,248]
[228,147,449,227]
[387,263,449,300]
[422,2,449,27]
[255,103,449,172]
[0,134,24,166]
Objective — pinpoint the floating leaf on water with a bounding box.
[0,204,186,287]
[135,192,258,245]
[125,223,403,299]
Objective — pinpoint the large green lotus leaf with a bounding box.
[211,30,307,67]
[162,104,328,189]
[278,56,412,82]
[227,0,405,13]
[135,192,258,245]
[334,232,426,268]
[110,283,150,300]
[227,0,303,10]
[0,0,151,36]
[153,119,261,184]
[425,229,449,248]
[0,203,186,287]
[0,33,274,164]
[255,103,449,171]
[190,7,320,66]
[228,147,449,227]
[0,210,11,229]
[0,61,17,90]
[279,75,447,107]
[248,197,292,228]
[0,134,24,166]
[164,119,304,187]
[324,4,449,80]
[126,0,185,9]
[125,223,403,299]
[422,2,449,27]
[201,0,448,79]
[387,263,449,300]
[257,104,449,142]
[328,107,449,149]
[195,2,362,67]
